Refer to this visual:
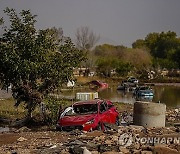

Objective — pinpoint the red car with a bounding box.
[56,99,119,131]
[89,80,108,91]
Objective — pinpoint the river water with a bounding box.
[61,84,180,107]
[99,84,180,107]
[0,84,180,107]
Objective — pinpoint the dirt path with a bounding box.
[0,130,70,154]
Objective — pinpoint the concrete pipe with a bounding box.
[133,101,166,127]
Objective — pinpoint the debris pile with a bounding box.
[1,107,180,153]
[1,124,180,154]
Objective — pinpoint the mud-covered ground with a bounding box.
[0,105,180,154]
[1,125,180,154]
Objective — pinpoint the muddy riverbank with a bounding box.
[0,103,180,153]
[1,125,180,154]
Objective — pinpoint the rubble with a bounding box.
[15,126,31,133]
[17,137,27,142]
[0,106,180,153]
[1,124,180,154]
[153,145,179,154]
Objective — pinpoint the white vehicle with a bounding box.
[127,77,139,84]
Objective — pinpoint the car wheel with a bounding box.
[115,116,120,126]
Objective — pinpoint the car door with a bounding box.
[99,101,111,123]
[106,101,118,123]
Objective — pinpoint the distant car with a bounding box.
[127,77,139,84]
[89,80,108,91]
[134,86,154,96]
[117,77,138,91]
[89,80,108,88]
[56,99,119,131]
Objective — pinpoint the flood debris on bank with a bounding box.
[0,105,180,153]
[1,125,180,154]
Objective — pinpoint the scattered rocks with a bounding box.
[153,145,179,154]
[141,151,152,154]
[1,125,180,154]
[1,106,180,153]
[17,137,27,142]
[67,140,85,146]
[102,152,120,154]
[15,126,31,133]
[119,147,130,153]
[69,145,84,154]
[104,123,119,131]
[91,151,98,154]
[82,147,92,154]
[69,129,83,136]
[11,151,18,154]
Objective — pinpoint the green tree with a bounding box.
[114,61,132,76]
[144,32,159,56]
[132,39,145,49]
[173,47,180,68]
[0,8,84,119]
[146,31,180,69]
[94,44,126,58]
[96,57,132,77]
[153,58,178,69]
[133,31,180,69]
[96,58,113,77]
[94,44,152,77]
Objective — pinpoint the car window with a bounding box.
[65,109,74,116]
[108,103,113,109]
[106,100,114,109]
[61,107,75,117]
[73,104,98,114]
[100,102,107,113]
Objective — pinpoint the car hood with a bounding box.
[60,114,97,126]
[139,90,153,93]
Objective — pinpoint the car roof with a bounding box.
[73,99,103,106]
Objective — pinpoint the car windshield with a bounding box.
[139,87,150,90]
[73,104,98,115]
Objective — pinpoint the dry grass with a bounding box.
[114,102,133,113]
[75,76,123,86]
[0,98,26,119]
[0,96,133,121]
[75,76,100,84]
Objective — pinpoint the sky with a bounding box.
[1,0,180,47]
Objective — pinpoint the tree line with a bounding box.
[132,31,180,69]
[77,30,180,78]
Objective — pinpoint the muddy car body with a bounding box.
[127,77,139,84]
[57,99,119,131]
[89,80,108,91]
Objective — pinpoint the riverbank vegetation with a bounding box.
[0,97,179,128]
[0,97,72,126]
[83,31,180,79]
[0,98,25,120]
